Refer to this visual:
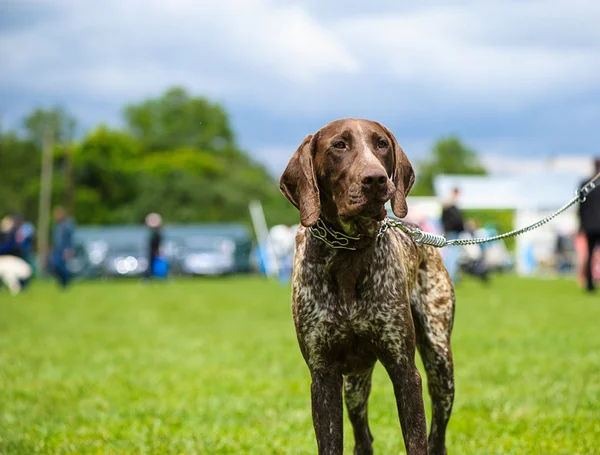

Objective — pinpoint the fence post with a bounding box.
[248,200,279,278]
[36,126,54,275]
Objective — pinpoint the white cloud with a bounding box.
[0,0,358,102]
[2,0,599,115]
[482,153,595,177]
[1,0,599,171]
[333,2,600,110]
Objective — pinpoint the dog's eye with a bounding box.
[377,140,388,148]
[333,141,346,149]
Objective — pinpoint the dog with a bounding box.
[0,255,33,295]
[280,119,455,455]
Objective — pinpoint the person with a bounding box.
[10,213,35,289]
[460,218,490,283]
[13,213,35,265]
[144,212,164,279]
[578,158,600,293]
[0,215,21,257]
[51,206,76,289]
[441,187,465,283]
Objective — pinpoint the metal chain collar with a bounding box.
[308,217,447,250]
[308,218,364,250]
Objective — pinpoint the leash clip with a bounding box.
[578,182,595,203]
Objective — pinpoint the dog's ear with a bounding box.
[377,124,415,218]
[279,134,321,227]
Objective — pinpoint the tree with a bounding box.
[24,107,76,148]
[121,86,297,226]
[23,107,78,216]
[124,87,235,153]
[0,132,41,220]
[412,136,487,196]
[72,126,141,224]
[3,90,298,228]
[0,131,71,223]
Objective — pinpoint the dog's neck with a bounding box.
[305,225,378,306]
[310,216,381,252]
[319,208,382,239]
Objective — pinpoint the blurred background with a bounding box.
[2,2,600,453]
[1,0,599,284]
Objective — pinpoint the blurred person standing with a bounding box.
[11,213,35,289]
[0,215,21,257]
[578,158,600,293]
[461,218,490,283]
[0,215,22,257]
[144,213,165,279]
[51,206,76,289]
[441,187,465,283]
[13,213,35,265]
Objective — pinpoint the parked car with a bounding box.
[102,243,149,277]
[71,223,254,279]
[165,224,253,275]
[178,236,237,276]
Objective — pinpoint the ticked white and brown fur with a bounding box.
[280,119,455,455]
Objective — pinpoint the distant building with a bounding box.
[432,163,588,276]
[481,155,594,177]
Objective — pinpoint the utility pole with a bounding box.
[64,142,75,216]
[37,126,54,275]
[64,118,76,216]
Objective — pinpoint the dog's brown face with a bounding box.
[280,118,415,229]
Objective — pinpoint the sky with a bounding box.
[1,0,599,176]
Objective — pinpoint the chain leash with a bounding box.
[309,171,600,250]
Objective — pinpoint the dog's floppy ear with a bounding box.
[378,124,415,218]
[279,134,321,227]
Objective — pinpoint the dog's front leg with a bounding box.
[376,318,428,455]
[310,369,344,455]
[385,362,428,455]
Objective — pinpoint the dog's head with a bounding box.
[280,118,414,231]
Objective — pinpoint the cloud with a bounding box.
[333,2,600,110]
[0,0,358,103]
[0,0,599,173]
[2,0,598,114]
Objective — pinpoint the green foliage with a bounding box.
[139,148,223,177]
[1,276,599,454]
[1,88,298,227]
[463,208,516,251]
[412,136,487,196]
[0,133,40,218]
[124,87,235,153]
[24,106,76,147]
[72,126,141,223]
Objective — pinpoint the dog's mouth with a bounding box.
[339,201,388,223]
[329,182,394,232]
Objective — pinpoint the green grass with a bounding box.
[1,275,599,454]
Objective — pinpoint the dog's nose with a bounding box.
[362,170,388,190]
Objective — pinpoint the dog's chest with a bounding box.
[292,230,415,337]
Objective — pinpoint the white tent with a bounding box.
[433,171,587,275]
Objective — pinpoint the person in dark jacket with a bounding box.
[578,158,600,293]
[441,187,465,283]
[51,206,76,289]
[13,214,34,262]
[144,212,163,278]
[0,216,20,257]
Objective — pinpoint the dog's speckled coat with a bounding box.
[281,119,455,455]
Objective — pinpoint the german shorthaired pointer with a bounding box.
[280,119,455,455]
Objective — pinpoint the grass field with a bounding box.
[1,275,599,454]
